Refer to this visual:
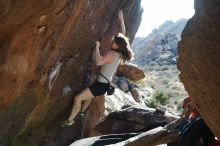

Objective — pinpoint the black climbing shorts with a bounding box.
[89,80,109,96]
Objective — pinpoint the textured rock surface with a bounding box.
[117,63,145,81]
[114,127,178,146]
[50,96,105,146]
[132,19,187,66]
[91,106,178,136]
[0,0,142,145]
[71,127,178,146]
[70,133,139,146]
[178,0,220,139]
[104,88,144,115]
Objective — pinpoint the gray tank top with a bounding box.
[97,52,121,83]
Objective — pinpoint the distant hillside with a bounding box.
[131,19,189,112]
[132,19,188,65]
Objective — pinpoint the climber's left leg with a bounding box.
[67,88,94,123]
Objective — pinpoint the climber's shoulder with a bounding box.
[102,50,117,64]
[108,50,119,58]
[105,49,115,56]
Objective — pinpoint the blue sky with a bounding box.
[136,0,195,37]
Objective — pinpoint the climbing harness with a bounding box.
[99,73,116,95]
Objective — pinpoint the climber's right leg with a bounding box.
[81,99,92,113]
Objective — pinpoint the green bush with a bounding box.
[145,91,171,108]
[145,99,158,108]
[154,91,170,105]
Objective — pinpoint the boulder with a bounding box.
[155,52,175,62]
[117,76,130,92]
[111,127,178,146]
[131,19,187,65]
[117,63,145,81]
[130,88,140,102]
[178,0,220,139]
[129,83,140,102]
[104,88,143,115]
[91,106,179,136]
[70,133,139,146]
[147,48,162,62]
[114,76,140,101]
[70,127,178,146]
[0,0,142,145]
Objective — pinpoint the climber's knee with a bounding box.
[74,95,82,105]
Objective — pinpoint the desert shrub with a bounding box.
[154,91,170,105]
[145,99,158,108]
[145,90,171,108]
[136,62,188,112]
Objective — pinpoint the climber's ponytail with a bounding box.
[113,33,133,64]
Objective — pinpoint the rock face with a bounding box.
[91,106,178,136]
[178,0,220,139]
[0,0,142,145]
[70,133,139,146]
[71,127,178,146]
[117,63,145,81]
[50,96,105,146]
[132,19,187,66]
[104,88,144,115]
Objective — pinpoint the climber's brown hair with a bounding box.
[113,33,133,64]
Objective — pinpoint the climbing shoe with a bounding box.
[79,112,86,118]
[61,120,75,127]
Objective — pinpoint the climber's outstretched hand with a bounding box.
[118,10,124,20]
[96,41,100,49]
[118,10,126,35]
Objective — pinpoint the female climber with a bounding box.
[62,10,133,126]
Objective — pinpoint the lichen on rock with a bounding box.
[178,0,220,139]
[0,0,142,145]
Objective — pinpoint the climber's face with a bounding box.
[111,40,119,49]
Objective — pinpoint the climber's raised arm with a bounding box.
[95,41,114,66]
[95,41,102,63]
[118,10,126,35]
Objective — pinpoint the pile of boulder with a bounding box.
[132,19,188,66]
[113,63,145,102]
[91,105,178,136]
[70,105,179,146]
